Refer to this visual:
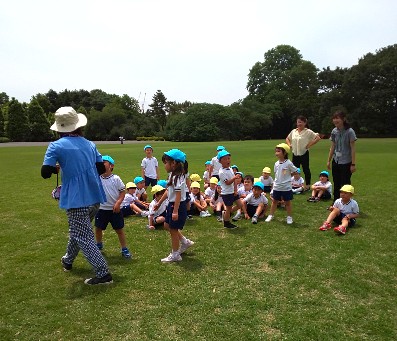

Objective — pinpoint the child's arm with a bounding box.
[172,191,181,220]
[224,175,237,186]
[113,192,125,213]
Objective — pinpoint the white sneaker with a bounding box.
[178,239,195,254]
[141,211,149,217]
[232,211,241,221]
[265,215,273,223]
[286,216,293,224]
[200,211,210,217]
[251,215,258,224]
[204,210,212,217]
[161,253,182,263]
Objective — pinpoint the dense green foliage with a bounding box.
[1,44,396,141]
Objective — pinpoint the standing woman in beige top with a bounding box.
[286,115,321,190]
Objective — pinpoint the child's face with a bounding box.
[127,187,136,194]
[235,175,242,184]
[232,168,237,174]
[103,161,113,173]
[252,186,263,197]
[145,148,153,157]
[243,179,253,190]
[262,172,270,179]
[319,175,328,182]
[220,155,231,168]
[216,185,222,193]
[210,183,216,190]
[163,159,176,173]
[275,148,285,160]
[191,187,200,194]
[206,164,211,171]
[340,191,352,202]
[136,181,145,189]
[294,173,300,179]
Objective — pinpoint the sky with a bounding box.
[1,0,396,108]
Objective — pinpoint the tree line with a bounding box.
[1,43,396,142]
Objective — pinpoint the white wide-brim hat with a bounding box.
[50,106,87,132]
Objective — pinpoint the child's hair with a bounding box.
[243,175,254,183]
[162,154,188,187]
[214,186,221,201]
[332,110,351,129]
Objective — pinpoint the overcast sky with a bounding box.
[1,0,396,108]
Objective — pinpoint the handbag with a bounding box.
[51,171,62,200]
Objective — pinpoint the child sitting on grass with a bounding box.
[189,181,211,217]
[121,182,150,217]
[319,185,359,235]
[259,167,273,194]
[204,177,218,206]
[211,182,225,221]
[147,185,167,230]
[307,171,332,202]
[241,182,268,224]
[291,168,305,194]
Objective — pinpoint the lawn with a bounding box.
[1,139,396,340]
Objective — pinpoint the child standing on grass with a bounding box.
[218,150,242,229]
[141,145,159,189]
[147,185,167,230]
[319,185,359,235]
[307,171,332,202]
[265,143,297,224]
[155,149,194,263]
[95,155,132,259]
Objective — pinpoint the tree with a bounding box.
[148,90,167,130]
[27,100,52,141]
[7,98,30,141]
[0,109,4,137]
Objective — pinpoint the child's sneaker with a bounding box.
[84,273,113,285]
[96,242,103,251]
[216,216,223,222]
[334,225,346,235]
[251,215,258,224]
[203,210,212,217]
[286,216,293,224]
[314,197,320,202]
[307,197,315,202]
[161,253,182,263]
[178,239,195,254]
[319,221,332,231]
[224,221,238,229]
[141,211,149,217]
[121,247,132,258]
[265,215,273,222]
[232,211,241,221]
[146,224,155,230]
[61,257,72,272]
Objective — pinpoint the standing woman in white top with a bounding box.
[286,115,321,190]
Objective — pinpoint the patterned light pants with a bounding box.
[64,207,109,278]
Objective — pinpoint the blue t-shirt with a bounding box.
[43,136,106,209]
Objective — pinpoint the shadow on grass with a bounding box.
[176,253,204,272]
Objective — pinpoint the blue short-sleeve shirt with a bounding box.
[43,136,106,209]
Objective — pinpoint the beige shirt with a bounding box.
[287,128,318,156]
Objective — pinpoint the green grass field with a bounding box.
[1,139,397,340]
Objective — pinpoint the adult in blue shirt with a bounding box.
[41,107,112,285]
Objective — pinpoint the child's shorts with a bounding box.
[222,193,239,207]
[247,204,263,218]
[121,205,136,217]
[95,209,124,230]
[145,176,157,187]
[272,190,293,201]
[321,191,332,200]
[165,201,187,229]
[263,186,272,193]
[153,211,166,227]
[334,213,356,227]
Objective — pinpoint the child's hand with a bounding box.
[244,213,250,219]
[172,212,178,221]
[113,204,121,213]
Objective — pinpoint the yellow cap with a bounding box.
[262,167,271,174]
[276,143,290,154]
[126,182,136,189]
[190,181,201,189]
[151,185,165,194]
[210,177,218,184]
[190,173,202,182]
[340,184,354,195]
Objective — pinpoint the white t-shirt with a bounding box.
[203,170,210,182]
[205,187,215,198]
[167,174,187,202]
[135,187,147,200]
[259,175,273,187]
[141,157,158,179]
[210,156,222,176]
[333,198,359,215]
[238,187,252,197]
[313,180,332,194]
[291,176,304,188]
[100,174,125,210]
[244,192,268,206]
[149,198,167,218]
[273,159,297,191]
[121,192,137,206]
[219,167,235,195]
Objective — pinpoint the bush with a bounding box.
[0,137,10,143]
[136,136,165,141]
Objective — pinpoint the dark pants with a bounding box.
[332,160,352,201]
[292,151,311,185]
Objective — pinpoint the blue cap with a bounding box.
[157,180,167,188]
[205,160,211,165]
[217,181,221,186]
[164,149,186,163]
[231,164,238,169]
[320,170,329,177]
[144,144,152,151]
[216,145,225,151]
[134,176,144,184]
[236,171,244,177]
[296,168,301,174]
[102,155,115,165]
[217,150,230,160]
[253,181,265,191]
